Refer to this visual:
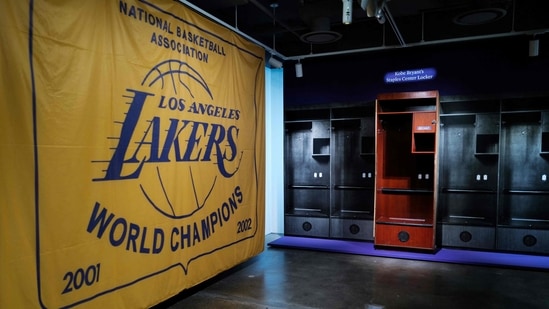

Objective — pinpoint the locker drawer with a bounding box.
[441,224,495,250]
[284,216,330,238]
[331,218,373,241]
[497,227,549,254]
[375,223,435,250]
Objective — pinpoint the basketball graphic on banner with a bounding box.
[138,59,223,219]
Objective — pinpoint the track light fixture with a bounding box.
[266,2,283,68]
[376,12,386,24]
[268,54,283,68]
[529,38,539,57]
[361,0,404,46]
[295,60,303,78]
[360,0,386,19]
[342,0,353,25]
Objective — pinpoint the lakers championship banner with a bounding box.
[0,0,265,308]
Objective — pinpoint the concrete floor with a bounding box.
[153,234,549,309]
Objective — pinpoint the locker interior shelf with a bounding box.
[334,185,372,190]
[502,189,549,195]
[441,188,497,194]
[380,188,434,194]
[289,185,330,189]
[376,216,433,227]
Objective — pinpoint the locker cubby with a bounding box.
[313,138,330,156]
[541,132,549,154]
[285,108,330,121]
[331,106,372,119]
[439,102,500,190]
[498,192,549,228]
[360,117,376,155]
[475,134,499,155]
[376,97,437,113]
[540,111,549,155]
[284,104,375,240]
[284,112,331,238]
[413,133,436,153]
[312,121,330,157]
[474,114,500,155]
[330,107,375,240]
[438,99,500,250]
[284,121,330,186]
[498,105,549,253]
[501,97,549,113]
[496,190,549,254]
[440,98,500,115]
[438,96,549,254]
[361,136,375,155]
[285,186,330,216]
[331,118,374,191]
[374,91,439,251]
[438,190,497,226]
[542,111,549,131]
[332,188,374,218]
[412,112,437,153]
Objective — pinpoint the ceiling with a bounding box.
[183,0,549,60]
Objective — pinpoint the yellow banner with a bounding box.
[0,0,265,308]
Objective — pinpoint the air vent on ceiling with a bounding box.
[453,7,507,26]
[300,16,342,44]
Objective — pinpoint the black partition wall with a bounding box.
[284,94,549,255]
[281,31,549,255]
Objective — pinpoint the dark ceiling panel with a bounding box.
[184,0,549,59]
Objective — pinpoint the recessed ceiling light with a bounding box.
[453,8,507,26]
[300,31,342,44]
[300,16,343,44]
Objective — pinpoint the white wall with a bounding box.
[265,67,284,234]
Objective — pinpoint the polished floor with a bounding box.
[154,234,549,309]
